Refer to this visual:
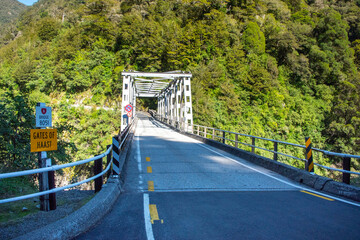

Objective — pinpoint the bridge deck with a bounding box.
[77,113,360,240]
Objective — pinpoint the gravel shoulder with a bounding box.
[0,190,94,239]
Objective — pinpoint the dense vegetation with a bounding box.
[0,0,360,183]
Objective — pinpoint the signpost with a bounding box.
[30,129,57,152]
[32,103,57,211]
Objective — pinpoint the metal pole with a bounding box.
[222,131,225,144]
[235,134,238,148]
[273,142,278,161]
[342,157,351,184]
[252,137,255,153]
[204,127,207,138]
[212,129,215,140]
[197,125,200,135]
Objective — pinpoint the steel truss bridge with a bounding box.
[121,71,193,131]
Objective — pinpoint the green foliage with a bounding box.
[242,22,266,54]
[0,90,35,171]
[37,17,60,42]
[0,0,359,182]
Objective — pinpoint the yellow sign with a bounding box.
[30,129,57,152]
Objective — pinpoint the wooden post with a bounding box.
[38,153,50,211]
[94,156,103,193]
[273,142,278,161]
[342,157,351,184]
[48,171,56,210]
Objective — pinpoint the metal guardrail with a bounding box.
[148,111,359,184]
[0,118,136,204]
[191,124,360,183]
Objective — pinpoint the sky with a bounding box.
[17,0,38,6]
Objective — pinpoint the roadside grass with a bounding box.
[1,176,96,225]
[0,177,39,224]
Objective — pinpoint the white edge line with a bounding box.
[144,193,155,240]
[196,142,360,207]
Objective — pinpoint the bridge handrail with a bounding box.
[193,124,360,159]
[0,118,136,204]
[148,112,360,183]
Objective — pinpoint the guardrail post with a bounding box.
[197,125,200,135]
[342,157,351,184]
[212,129,215,140]
[222,131,225,144]
[273,142,278,161]
[38,154,50,211]
[48,170,56,210]
[305,137,314,173]
[235,134,238,148]
[94,155,103,193]
[252,137,255,153]
[106,145,111,179]
[204,127,207,138]
[112,136,120,176]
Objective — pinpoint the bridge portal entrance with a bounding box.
[121,71,193,131]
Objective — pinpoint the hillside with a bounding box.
[0,0,27,46]
[0,0,359,181]
[0,0,26,25]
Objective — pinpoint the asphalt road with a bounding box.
[76,113,360,240]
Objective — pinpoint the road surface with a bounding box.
[76,113,360,240]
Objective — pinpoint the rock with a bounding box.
[22,207,28,212]
[36,204,40,209]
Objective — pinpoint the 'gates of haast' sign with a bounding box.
[30,129,57,152]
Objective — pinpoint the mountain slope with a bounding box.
[0,0,26,25]
[0,0,359,178]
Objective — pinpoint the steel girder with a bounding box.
[121,71,193,131]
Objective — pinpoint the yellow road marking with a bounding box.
[146,157,150,162]
[149,204,159,224]
[148,181,154,191]
[147,166,152,173]
[300,190,334,201]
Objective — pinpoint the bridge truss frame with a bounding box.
[121,71,193,131]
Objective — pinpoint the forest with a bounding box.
[0,0,360,186]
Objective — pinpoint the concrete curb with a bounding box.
[14,129,136,240]
[14,178,121,240]
[156,118,360,202]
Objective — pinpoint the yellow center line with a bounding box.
[148,181,154,191]
[149,204,159,224]
[300,190,334,201]
[147,166,152,173]
[146,157,150,162]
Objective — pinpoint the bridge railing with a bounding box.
[191,124,360,185]
[148,110,360,184]
[0,118,136,204]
